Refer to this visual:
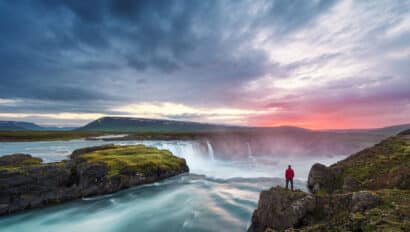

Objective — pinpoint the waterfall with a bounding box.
[246,142,252,157]
[206,141,215,161]
[246,142,256,165]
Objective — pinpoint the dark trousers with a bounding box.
[286,178,293,190]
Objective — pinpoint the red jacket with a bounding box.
[285,168,294,179]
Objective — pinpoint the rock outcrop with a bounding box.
[248,187,315,231]
[308,132,410,193]
[248,131,410,231]
[307,163,338,193]
[0,145,189,216]
[249,187,410,232]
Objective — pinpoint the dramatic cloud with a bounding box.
[0,0,409,128]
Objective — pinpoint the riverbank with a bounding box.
[248,130,410,231]
[0,131,108,142]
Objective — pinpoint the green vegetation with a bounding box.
[293,189,410,232]
[80,145,187,176]
[340,189,410,231]
[312,134,410,231]
[297,133,410,231]
[331,135,410,189]
[0,131,106,141]
[0,144,188,216]
[0,155,42,172]
[371,189,410,231]
[0,144,187,177]
[77,116,240,133]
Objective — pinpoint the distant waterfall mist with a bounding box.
[206,140,215,161]
[246,142,252,157]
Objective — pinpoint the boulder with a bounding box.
[351,191,380,212]
[248,187,315,232]
[307,163,337,193]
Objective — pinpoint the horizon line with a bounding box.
[1,116,409,132]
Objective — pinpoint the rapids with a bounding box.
[0,139,345,231]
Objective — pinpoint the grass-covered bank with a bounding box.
[78,145,188,176]
[331,133,410,190]
[0,130,219,142]
[0,131,106,142]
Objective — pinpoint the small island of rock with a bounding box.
[0,144,189,215]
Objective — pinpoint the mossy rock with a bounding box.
[77,145,188,176]
[257,130,410,232]
[0,144,189,216]
[0,154,43,172]
[347,189,410,231]
[329,134,410,191]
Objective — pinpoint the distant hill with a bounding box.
[0,121,74,131]
[77,117,241,132]
[76,117,410,135]
[0,121,43,131]
[368,123,410,135]
[325,123,410,136]
[399,129,410,135]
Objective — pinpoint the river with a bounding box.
[0,139,345,232]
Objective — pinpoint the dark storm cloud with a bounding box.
[1,0,409,127]
[0,84,108,102]
[0,0,335,105]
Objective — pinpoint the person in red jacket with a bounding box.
[285,165,294,191]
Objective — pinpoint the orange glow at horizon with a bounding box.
[249,114,410,130]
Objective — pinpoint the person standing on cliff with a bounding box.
[285,165,294,191]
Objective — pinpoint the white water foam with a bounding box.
[206,141,215,161]
[0,139,349,232]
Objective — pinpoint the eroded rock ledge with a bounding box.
[248,131,410,231]
[247,187,393,232]
[0,144,189,216]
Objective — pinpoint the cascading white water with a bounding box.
[206,140,215,161]
[0,138,348,232]
[246,142,252,157]
[246,142,257,166]
[0,139,343,179]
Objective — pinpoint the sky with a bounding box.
[0,0,409,129]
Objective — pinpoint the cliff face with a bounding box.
[0,145,189,216]
[248,131,410,232]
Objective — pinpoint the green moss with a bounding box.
[296,189,410,231]
[349,189,410,231]
[299,134,410,231]
[0,156,43,172]
[0,166,20,172]
[332,135,410,188]
[19,158,42,166]
[315,188,330,196]
[80,145,187,176]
